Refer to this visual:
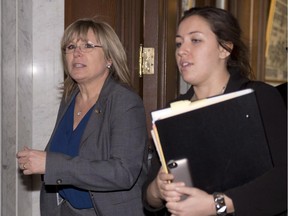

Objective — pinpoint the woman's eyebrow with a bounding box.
[176,31,202,38]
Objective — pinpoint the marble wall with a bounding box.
[1,0,64,215]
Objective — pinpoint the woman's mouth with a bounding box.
[73,63,86,68]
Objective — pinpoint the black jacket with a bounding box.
[143,70,287,216]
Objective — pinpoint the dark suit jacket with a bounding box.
[40,76,148,216]
[143,69,287,216]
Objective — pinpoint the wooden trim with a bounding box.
[254,0,269,81]
[142,0,181,135]
[116,0,143,94]
[159,0,182,105]
[265,0,276,57]
[142,0,160,130]
[64,0,118,28]
[229,0,268,81]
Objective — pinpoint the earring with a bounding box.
[106,64,111,69]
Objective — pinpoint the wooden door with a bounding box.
[142,0,181,132]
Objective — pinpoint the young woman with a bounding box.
[143,6,287,216]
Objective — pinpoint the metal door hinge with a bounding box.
[139,44,155,77]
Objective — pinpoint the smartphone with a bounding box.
[167,158,193,186]
[167,158,193,200]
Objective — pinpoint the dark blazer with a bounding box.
[40,76,148,216]
[143,69,287,216]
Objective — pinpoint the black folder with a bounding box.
[151,89,273,193]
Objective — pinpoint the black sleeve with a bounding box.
[142,144,168,215]
[225,82,287,216]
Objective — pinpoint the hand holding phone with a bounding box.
[167,158,193,200]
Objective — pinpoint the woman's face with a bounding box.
[175,15,228,86]
[65,29,110,84]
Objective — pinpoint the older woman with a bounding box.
[17,18,148,216]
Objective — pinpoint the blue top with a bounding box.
[49,96,94,209]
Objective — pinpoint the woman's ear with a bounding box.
[219,42,233,59]
[106,59,113,69]
[107,59,112,66]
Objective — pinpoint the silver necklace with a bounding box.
[221,85,226,94]
[191,85,226,102]
[76,103,92,116]
[76,95,98,116]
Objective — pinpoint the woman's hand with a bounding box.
[166,186,215,216]
[16,147,46,175]
[146,167,185,208]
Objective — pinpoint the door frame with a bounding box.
[142,0,181,134]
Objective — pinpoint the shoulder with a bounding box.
[101,79,144,112]
[245,81,284,104]
[103,82,146,122]
[101,76,142,102]
[245,80,275,92]
[246,81,286,124]
[111,82,143,102]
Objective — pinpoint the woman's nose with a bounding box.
[177,46,188,57]
[73,46,83,56]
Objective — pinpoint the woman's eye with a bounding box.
[67,44,76,50]
[175,42,181,48]
[85,43,95,49]
[191,39,201,43]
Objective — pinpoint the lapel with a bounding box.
[80,75,116,144]
[47,75,118,150]
[225,67,250,93]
